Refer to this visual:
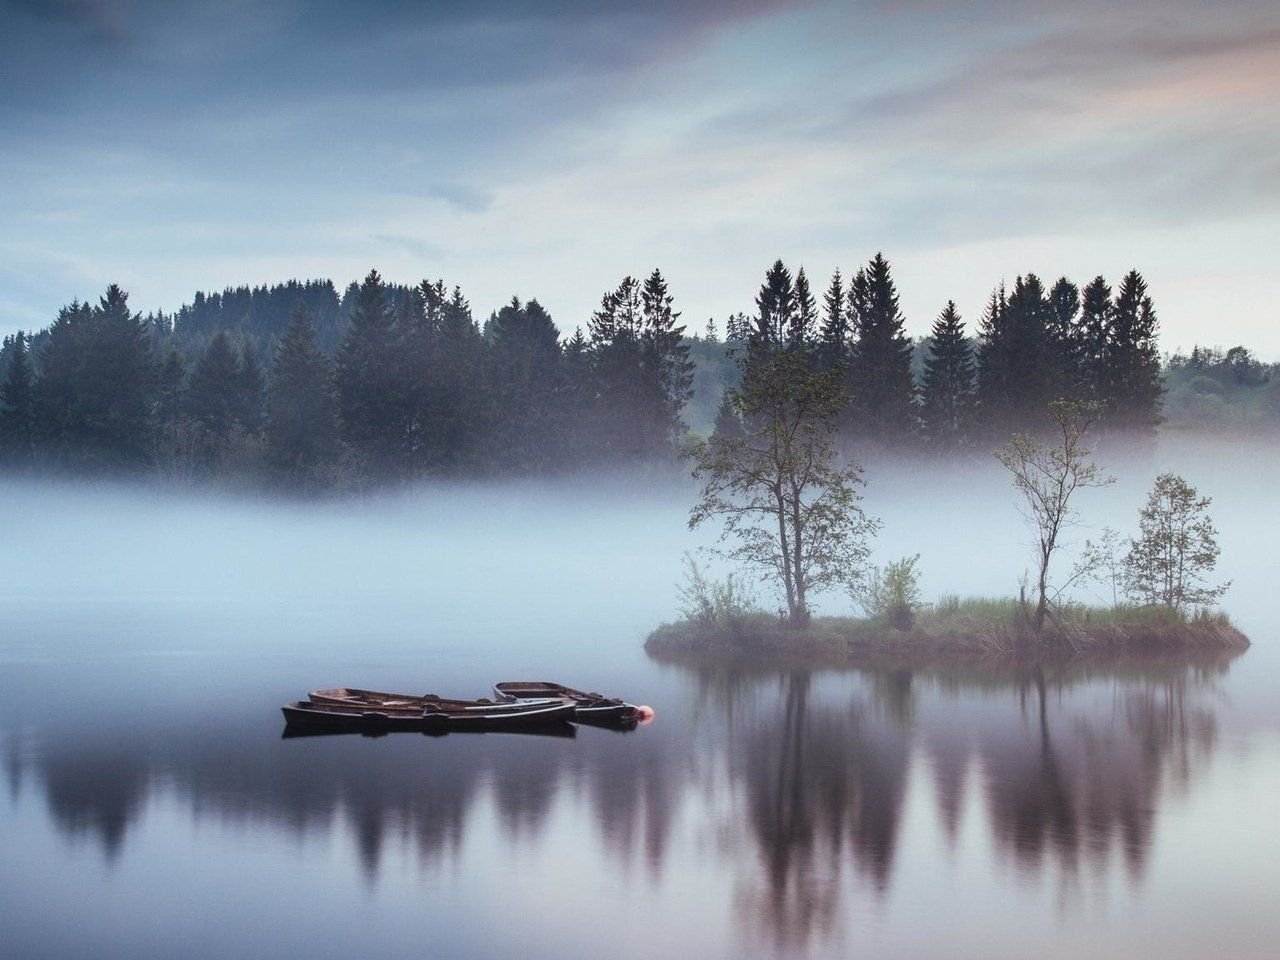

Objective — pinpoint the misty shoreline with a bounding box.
[645,608,1250,669]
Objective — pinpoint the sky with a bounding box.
[2,0,1278,354]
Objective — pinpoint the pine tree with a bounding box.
[977,275,1052,435]
[788,267,817,353]
[390,284,431,474]
[486,296,563,472]
[753,260,795,346]
[266,303,338,478]
[589,276,646,462]
[432,286,485,472]
[560,327,595,467]
[335,269,400,471]
[1078,276,1112,401]
[187,331,242,447]
[816,269,850,374]
[975,282,1010,436]
[1047,276,1082,400]
[36,287,156,468]
[1104,270,1163,435]
[711,389,745,440]
[154,349,187,431]
[235,337,266,435]
[919,302,975,450]
[0,331,36,462]
[641,268,693,460]
[847,253,915,443]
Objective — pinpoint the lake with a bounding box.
[2,447,1277,959]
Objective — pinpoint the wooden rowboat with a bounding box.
[308,687,566,713]
[280,715,578,739]
[493,681,638,726]
[282,696,577,731]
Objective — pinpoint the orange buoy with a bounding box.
[635,705,655,724]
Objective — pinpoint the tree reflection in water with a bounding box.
[0,656,1235,954]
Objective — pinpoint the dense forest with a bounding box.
[0,255,1274,487]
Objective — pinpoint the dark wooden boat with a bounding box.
[281,718,578,739]
[493,681,639,726]
[307,687,566,714]
[282,696,576,731]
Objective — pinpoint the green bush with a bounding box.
[857,555,921,629]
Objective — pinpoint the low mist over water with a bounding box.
[2,437,1278,959]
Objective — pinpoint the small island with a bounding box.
[645,600,1249,669]
[651,323,1248,668]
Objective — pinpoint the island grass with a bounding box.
[644,596,1248,668]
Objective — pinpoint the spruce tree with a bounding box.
[235,338,266,435]
[486,296,563,472]
[753,260,795,346]
[432,286,485,472]
[335,269,400,471]
[36,287,155,468]
[816,269,850,374]
[0,331,36,462]
[266,304,338,478]
[1078,276,1112,402]
[560,327,595,468]
[154,349,187,431]
[641,268,693,460]
[846,253,915,443]
[1047,276,1082,399]
[977,275,1052,434]
[1104,270,1163,435]
[788,267,817,354]
[187,331,242,447]
[711,389,745,440]
[589,276,646,462]
[919,302,975,450]
[975,282,1010,437]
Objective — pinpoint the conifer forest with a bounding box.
[1,255,1253,488]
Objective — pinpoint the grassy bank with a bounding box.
[644,596,1250,667]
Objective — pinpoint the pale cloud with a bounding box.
[1,0,1278,354]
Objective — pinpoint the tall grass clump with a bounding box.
[855,555,921,629]
[672,554,767,645]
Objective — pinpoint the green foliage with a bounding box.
[266,304,338,482]
[689,344,879,626]
[35,287,156,469]
[847,253,916,442]
[995,400,1114,633]
[1163,346,1278,434]
[676,554,759,630]
[0,331,36,463]
[920,301,975,449]
[6,260,1268,487]
[856,555,922,629]
[1124,473,1229,610]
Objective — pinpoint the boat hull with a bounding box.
[493,681,639,726]
[282,698,577,731]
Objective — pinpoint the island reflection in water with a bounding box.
[2,656,1235,959]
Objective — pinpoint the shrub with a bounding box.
[676,554,758,632]
[856,555,922,629]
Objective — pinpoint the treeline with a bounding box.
[0,269,692,484]
[0,253,1220,486]
[1163,345,1280,433]
[715,255,1163,449]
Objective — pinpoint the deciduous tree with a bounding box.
[689,345,879,626]
[995,400,1113,633]
[1124,473,1228,610]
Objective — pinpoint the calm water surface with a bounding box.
[2,461,1277,960]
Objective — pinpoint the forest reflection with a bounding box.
[3,657,1231,951]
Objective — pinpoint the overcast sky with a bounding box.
[2,0,1278,353]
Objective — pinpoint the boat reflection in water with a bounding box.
[1,655,1238,957]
